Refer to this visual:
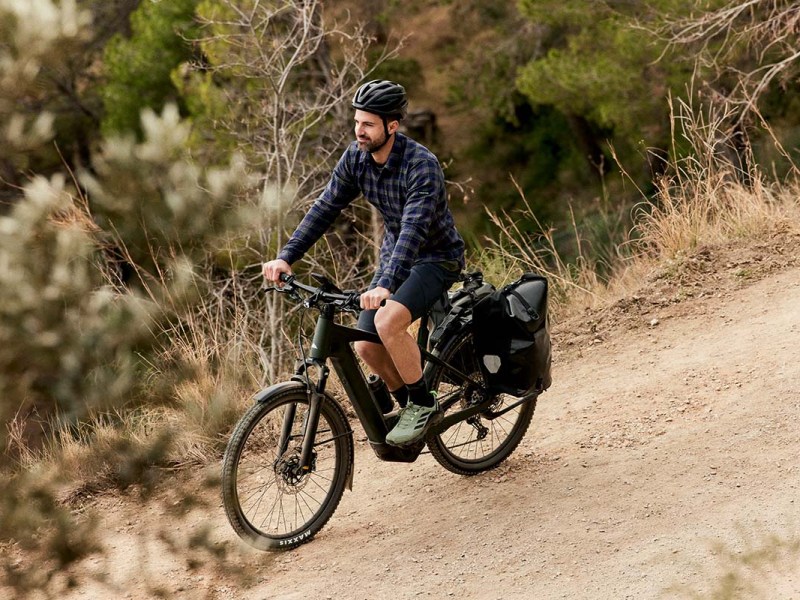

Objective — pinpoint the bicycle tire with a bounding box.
[425,329,536,475]
[221,384,353,550]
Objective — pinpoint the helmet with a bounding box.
[352,80,408,120]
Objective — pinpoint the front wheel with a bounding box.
[425,329,537,475]
[221,384,353,550]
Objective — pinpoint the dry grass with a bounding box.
[636,172,800,260]
[6,266,265,498]
[636,96,800,253]
[481,185,609,320]
[480,98,800,322]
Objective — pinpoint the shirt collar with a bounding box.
[382,132,406,174]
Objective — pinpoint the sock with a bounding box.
[390,386,408,409]
[407,378,434,408]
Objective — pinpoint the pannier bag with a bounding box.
[429,275,495,350]
[472,273,552,396]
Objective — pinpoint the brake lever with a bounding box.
[265,282,302,303]
[342,292,362,314]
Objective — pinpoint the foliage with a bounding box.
[0,3,252,589]
[461,99,586,231]
[396,1,589,233]
[0,0,149,187]
[101,0,200,136]
[515,0,692,166]
[517,19,657,135]
[0,100,249,455]
[0,0,91,182]
[177,0,394,380]
[370,57,425,94]
[84,104,248,279]
[0,175,150,454]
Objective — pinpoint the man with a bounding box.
[262,80,465,446]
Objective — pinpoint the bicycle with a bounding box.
[221,271,541,550]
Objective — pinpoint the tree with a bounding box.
[0,0,143,192]
[0,3,250,592]
[178,0,394,381]
[655,0,800,179]
[0,0,91,190]
[515,0,686,179]
[659,0,800,117]
[100,0,200,136]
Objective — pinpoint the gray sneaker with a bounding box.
[385,396,440,447]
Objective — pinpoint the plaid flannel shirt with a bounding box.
[278,133,465,292]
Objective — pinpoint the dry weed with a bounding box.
[479,97,800,321]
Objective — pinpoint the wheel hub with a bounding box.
[274,450,316,493]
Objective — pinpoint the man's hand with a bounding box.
[360,286,391,310]
[262,259,292,284]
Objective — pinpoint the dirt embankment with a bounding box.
[7,239,800,600]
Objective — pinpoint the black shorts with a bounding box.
[356,261,460,334]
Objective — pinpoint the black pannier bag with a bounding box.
[429,275,495,349]
[427,272,496,385]
[472,273,552,396]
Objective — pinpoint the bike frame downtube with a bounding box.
[329,348,389,443]
[313,315,390,444]
[296,311,389,457]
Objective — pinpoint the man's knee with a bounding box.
[374,301,412,341]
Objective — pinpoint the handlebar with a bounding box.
[270,269,479,314]
[273,273,362,313]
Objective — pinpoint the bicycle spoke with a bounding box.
[258,487,282,531]
[225,398,348,540]
[239,477,277,507]
[427,329,536,472]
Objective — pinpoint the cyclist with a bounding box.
[263,79,465,446]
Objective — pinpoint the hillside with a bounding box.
[6,236,798,600]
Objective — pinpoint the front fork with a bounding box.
[277,360,330,473]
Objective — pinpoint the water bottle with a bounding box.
[367,374,394,414]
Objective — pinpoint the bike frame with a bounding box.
[270,274,539,471]
[282,300,487,467]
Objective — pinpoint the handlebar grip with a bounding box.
[279,272,293,284]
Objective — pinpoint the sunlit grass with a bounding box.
[477,98,800,323]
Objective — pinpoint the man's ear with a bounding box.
[388,119,400,135]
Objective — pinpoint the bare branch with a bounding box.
[656,0,800,117]
[188,0,398,381]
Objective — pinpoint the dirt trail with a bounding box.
[36,261,800,600]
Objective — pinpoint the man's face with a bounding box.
[354,109,395,152]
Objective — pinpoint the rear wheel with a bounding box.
[425,329,536,475]
[221,385,353,550]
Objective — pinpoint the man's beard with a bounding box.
[357,131,388,153]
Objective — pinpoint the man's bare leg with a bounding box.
[354,341,404,390]
[354,300,421,387]
[374,300,439,446]
[372,300,422,384]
